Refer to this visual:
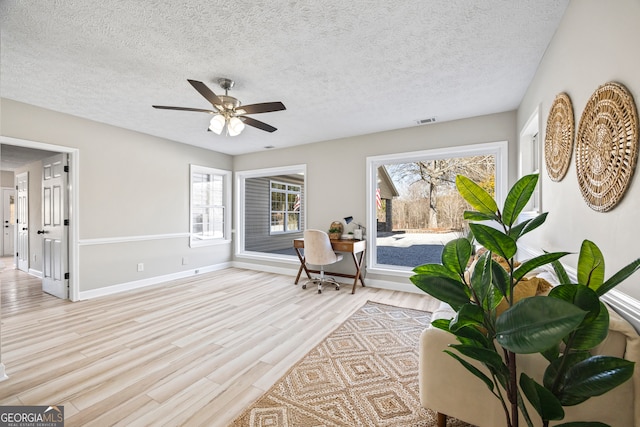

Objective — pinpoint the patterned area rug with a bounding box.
[230,301,471,426]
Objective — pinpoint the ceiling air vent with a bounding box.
[416,117,437,125]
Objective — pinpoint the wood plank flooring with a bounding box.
[0,259,440,426]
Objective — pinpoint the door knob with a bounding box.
[22,227,28,231]
[37,230,47,234]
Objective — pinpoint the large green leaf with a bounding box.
[596,258,640,296]
[470,252,494,309]
[502,174,539,227]
[452,324,492,348]
[491,260,509,299]
[548,285,601,322]
[561,356,634,402]
[449,344,509,378]
[441,238,472,276]
[543,351,590,391]
[520,373,565,421]
[570,302,610,351]
[512,251,571,282]
[464,211,498,222]
[469,223,517,260]
[509,212,548,240]
[450,303,485,332]
[577,240,605,290]
[550,258,572,286]
[495,296,587,354]
[456,175,498,215]
[444,350,496,391]
[410,275,470,311]
[430,318,451,332]
[412,263,459,280]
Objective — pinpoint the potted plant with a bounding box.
[411,173,639,427]
[328,227,342,240]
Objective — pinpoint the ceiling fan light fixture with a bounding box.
[209,114,226,134]
[227,116,245,136]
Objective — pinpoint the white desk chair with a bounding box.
[302,229,343,294]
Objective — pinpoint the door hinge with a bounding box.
[64,219,69,226]
[64,165,69,173]
[65,272,70,280]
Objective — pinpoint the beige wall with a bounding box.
[234,111,518,288]
[0,171,14,187]
[517,0,640,299]
[1,98,233,293]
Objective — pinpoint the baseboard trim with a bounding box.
[28,268,43,278]
[518,244,640,332]
[231,261,425,294]
[77,262,232,300]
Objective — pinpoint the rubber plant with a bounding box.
[411,173,639,427]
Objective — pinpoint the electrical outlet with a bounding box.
[137,263,144,272]
[182,257,188,265]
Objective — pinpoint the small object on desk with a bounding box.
[342,233,354,240]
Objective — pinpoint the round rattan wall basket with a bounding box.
[575,82,639,212]
[545,92,575,181]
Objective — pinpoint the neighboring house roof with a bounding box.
[377,166,399,199]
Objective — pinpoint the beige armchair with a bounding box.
[419,299,640,427]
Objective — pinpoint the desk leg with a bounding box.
[351,249,366,294]
[294,247,311,284]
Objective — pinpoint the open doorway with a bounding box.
[0,140,77,300]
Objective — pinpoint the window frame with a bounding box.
[235,164,307,260]
[189,164,232,247]
[366,141,509,276]
[269,180,302,235]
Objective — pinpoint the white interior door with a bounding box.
[16,172,29,272]
[2,188,16,256]
[41,154,68,299]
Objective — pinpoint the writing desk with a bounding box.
[293,238,366,294]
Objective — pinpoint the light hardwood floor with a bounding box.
[0,259,440,426]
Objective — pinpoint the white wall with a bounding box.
[518,0,640,300]
[234,111,518,290]
[1,98,234,294]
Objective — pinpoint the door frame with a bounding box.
[0,136,80,301]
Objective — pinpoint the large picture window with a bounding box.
[190,165,231,247]
[270,181,301,234]
[366,141,508,274]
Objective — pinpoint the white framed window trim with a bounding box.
[190,164,232,247]
[365,140,509,276]
[235,164,307,258]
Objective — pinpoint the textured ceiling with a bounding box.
[0,0,569,156]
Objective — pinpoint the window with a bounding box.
[235,164,306,258]
[519,108,541,213]
[190,165,231,247]
[270,181,301,234]
[366,141,508,274]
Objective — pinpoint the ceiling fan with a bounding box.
[153,78,286,136]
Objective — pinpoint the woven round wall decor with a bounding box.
[575,82,639,212]
[545,92,575,181]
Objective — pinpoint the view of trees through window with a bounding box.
[376,154,495,268]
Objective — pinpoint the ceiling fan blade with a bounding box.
[237,102,286,115]
[187,79,222,109]
[152,105,216,113]
[241,116,278,133]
